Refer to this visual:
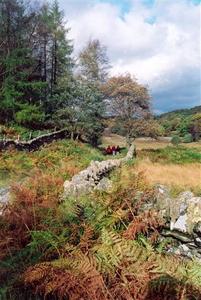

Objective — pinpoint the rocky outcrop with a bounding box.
[63,144,136,199]
[155,186,201,235]
[0,128,70,151]
[152,185,201,260]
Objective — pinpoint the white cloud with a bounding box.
[59,0,201,112]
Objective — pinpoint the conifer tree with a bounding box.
[0,0,45,124]
[0,0,74,126]
[48,0,73,97]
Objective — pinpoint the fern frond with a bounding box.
[123,210,164,240]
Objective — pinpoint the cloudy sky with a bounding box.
[58,0,200,113]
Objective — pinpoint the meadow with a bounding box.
[102,133,201,196]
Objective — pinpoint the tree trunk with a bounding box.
[50,42,54,96]
[53,39,57,85]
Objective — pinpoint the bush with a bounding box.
[171,135,180,146]
[183,133,193,143]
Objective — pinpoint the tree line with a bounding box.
[0,0,151,145]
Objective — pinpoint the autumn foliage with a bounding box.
[1,166,201,300]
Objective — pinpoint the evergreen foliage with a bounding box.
[0,0,109,144]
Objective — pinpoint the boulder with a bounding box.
[154,185,171,215]
[148,187,201,261]
[170,195,201,234]
[0,187,10,204]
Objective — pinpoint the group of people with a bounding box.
[105,145,121,155]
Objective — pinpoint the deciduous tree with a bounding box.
[102,74,151,145]
[78,39,110,84]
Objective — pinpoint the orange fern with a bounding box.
[123,210,164,240]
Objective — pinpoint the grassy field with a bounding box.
[136,160,201,195]
[1,134,200,195]
[101,133,201,195]
[101,132,201,150]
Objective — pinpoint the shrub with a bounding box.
[171,135,180,146]
[183,133,193,143]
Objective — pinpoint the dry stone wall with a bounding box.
[63,144,136,199]
[153,185,201,260]
[0,128,70,151]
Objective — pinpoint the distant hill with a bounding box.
[156,106,201,140]
[157,106,201,120]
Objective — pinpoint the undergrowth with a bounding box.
[0,165,201,300]
[0,123,50,141]
[0,139,105,186]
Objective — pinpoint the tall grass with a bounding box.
[135,159,201,196]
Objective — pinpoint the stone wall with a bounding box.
[63,144,136,199]
[0,128,70,151]
[153,185,201,260]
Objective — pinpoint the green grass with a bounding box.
[138,145,201,164]
[0,123,50,141]
[0,139,105,186]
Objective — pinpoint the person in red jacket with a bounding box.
[106,145,112,155]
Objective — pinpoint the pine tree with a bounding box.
[0,0,74,126]
[0,0,46,125]
[48,0,73,97]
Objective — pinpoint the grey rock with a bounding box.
[161,229,193,243]
[95,178,113,192]
[155,185,171,214]
[194,237,201,247]
[0,187,10,204]
[0,187,10,215]
[171,214,187,232]
[178,244,193,258]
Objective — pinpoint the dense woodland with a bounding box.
[0,0,105,145]
[0,0,153,146]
